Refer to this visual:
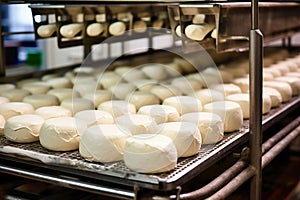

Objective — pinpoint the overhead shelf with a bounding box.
[177,2,300,52]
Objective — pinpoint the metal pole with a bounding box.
[250,0,263,199]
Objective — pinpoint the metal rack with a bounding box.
[0,1,300,199]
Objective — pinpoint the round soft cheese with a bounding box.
[203,101,243,132]
[16,78,39,88]
[39,117,86,151]
[41,74,62,82]
[263,68,282,78]
[141,64,168,81]
[115,114,157,135]
[86,23,105,37]
[271,64,290,75]
[132,79,158,92]
[121,69,147,82]
[79,124,131,162]
[98,100,136,118]
[150,85,182,101]
[274,76,300,96]
[284,72,300,79]
[0,83,15,93]
[47,88,80,102]
[152,19,164,30]
[232,77,250,93]
[75,110,114,128]
[124,134,177,173]
[163,96,202,115]
[34,106,72,120]
[185,24,215,41]
[0,96,9,104]
[192,14,206,24]
[21,82,51,94]
[226,93,271,119]
[61,98,94,115]
[23,94,59,109]
[175,25,182,37]
[138,105,180,124]
[212,84,242,97]
[72,80,99,97]
[37,24,56,38]
[263,81,292,102]
[202,67,234,84]
[263,87,282,108]
[173,57,196,74]
[0,89,30,102]
[109,21,126,36]
[46,77,72,88]
[109,83,136,100]
[60,23,83,38]
[190,89,224,106]
[98,72,123,89]
[126,91,160,110]
[171,77,202,95]
[0,102,34,120]
[133,20,147,33]
[180,112,224,144]
[82,90,113,108]
[4,114,44,143]
[0,114,5,135]
[157,122,201,157]
[164,62,183,77]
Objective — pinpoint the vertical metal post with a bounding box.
[0,4,6,77]
[250,0,263,199]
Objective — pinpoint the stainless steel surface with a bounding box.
[249,28,263,200]
[0,164,134,200]
[179,2,300,52]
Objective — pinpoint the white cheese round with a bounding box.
[47,88,80,103]
[74,110,113,128]
[190,89,224,106]
[263,87,282,108]
[163,96,202,115]
[82,90,113,108]
[126,91,160,110]
[263,81,292,102]
[60,98,94,115]
[0,102,34,120]
[23,94,59,109]
[34,106,72,119]
[0,114,5,135]
[0,89,30,102]
[98,100,136,118]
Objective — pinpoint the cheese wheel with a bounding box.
[263,81,292,102]
[98,100,136,118]
[271,64,290,75]
[225,93,272,119]
[175,25,181,37]
[185,24,215,41]
[61,98,94,115]
[109,21,126,36]
[203,101,243,132]
[133,20,147,33]
[37,24,56,38]
[202,67,234,84]
[82,90,113,108]
[41,74,62,82]
[74,110,113,128]
[212,84,241,97]
[60,23,83,38]
[173,57,196,74]
[180,112,224,144]
[284,72,300,79]
[152,19,164,30]
[124,134,177,173]
[46,77,72,88]
[34,106,72,119]
[109,83,136,100]
[126,91,160,110]
[132,79,158,92]
[47,88,80,102]
[4,114,44,143]
[21,82,51,94]
[141,64,168,81]
[98,72,123,89]
[157,122,201,157]
[23,94,59,109]
[0,102,34,120]
[0,114,5,135]
[263,68,282,77]
[190,89,224,106]
[150,85,182,101]
[39,117,86,151]
[86,23,105,37]
[115,114,157,135]
[79,124,131,162]
[171,77,202,95]
[0,96,9,104]
[211,28,217,39]
[164,62,183,77]
[0,83,15,93]
[232,77,249,93]
[16,78,39,88]
[0,89,30,102]
[263,87,282,108]
[274,76,300,96]
[138,105,180,124]
[192,14,205,24]
[163,96,202,115]
[122,69,147,83]
[114,66,132,75]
